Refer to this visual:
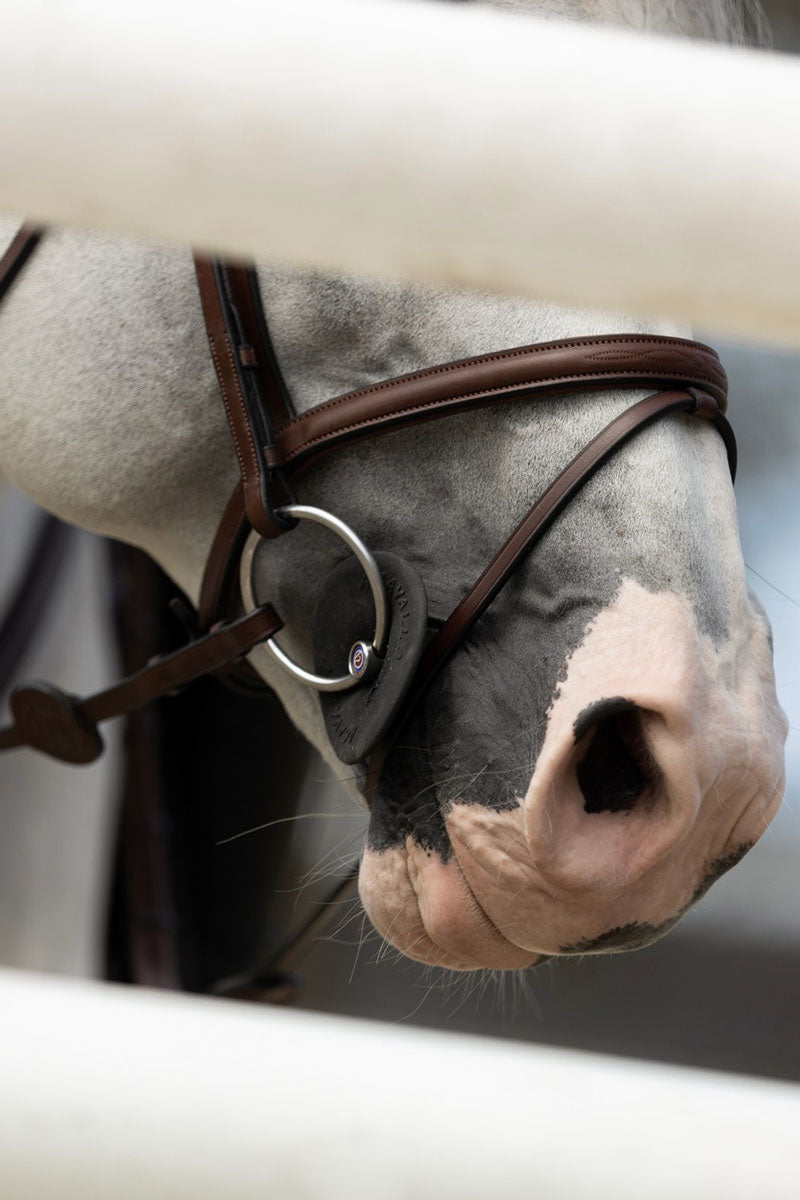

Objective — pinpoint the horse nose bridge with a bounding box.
[522,696,701,894]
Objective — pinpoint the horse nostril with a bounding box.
[573,698,661,815]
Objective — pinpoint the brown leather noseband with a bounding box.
[0,229,735,779]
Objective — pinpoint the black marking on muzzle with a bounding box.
[558,916,683,955]
[557,843,756,955]
[690,842,755,904]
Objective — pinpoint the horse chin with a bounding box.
[360,580,787,970]
[358,837,541,971]
[358,801,686,968]
[359,790,768,969]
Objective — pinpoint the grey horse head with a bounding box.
[237,261,785,970]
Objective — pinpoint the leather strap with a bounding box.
[225,264,294,431]
[0,604,282,761]
[194,256,293,539]
[197,481,250,632]
[0,224,41,303]
[265,335,727,472]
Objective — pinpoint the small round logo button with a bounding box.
[348,641,369,678]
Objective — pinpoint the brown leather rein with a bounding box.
[0,228,736,783]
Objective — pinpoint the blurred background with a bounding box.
[1,0,798,1085]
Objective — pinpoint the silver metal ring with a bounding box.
[239,504,388,693]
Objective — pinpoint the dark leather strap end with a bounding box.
[0,605,283,763]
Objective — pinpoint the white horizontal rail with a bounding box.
[1,0,800,345]
[0,967,798,1198]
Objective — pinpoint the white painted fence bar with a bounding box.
[0,967,798,1198]
[2,0,800,345]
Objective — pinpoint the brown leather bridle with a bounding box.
[0,227,736,787]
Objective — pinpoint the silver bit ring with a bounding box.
[240,504,388,692]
